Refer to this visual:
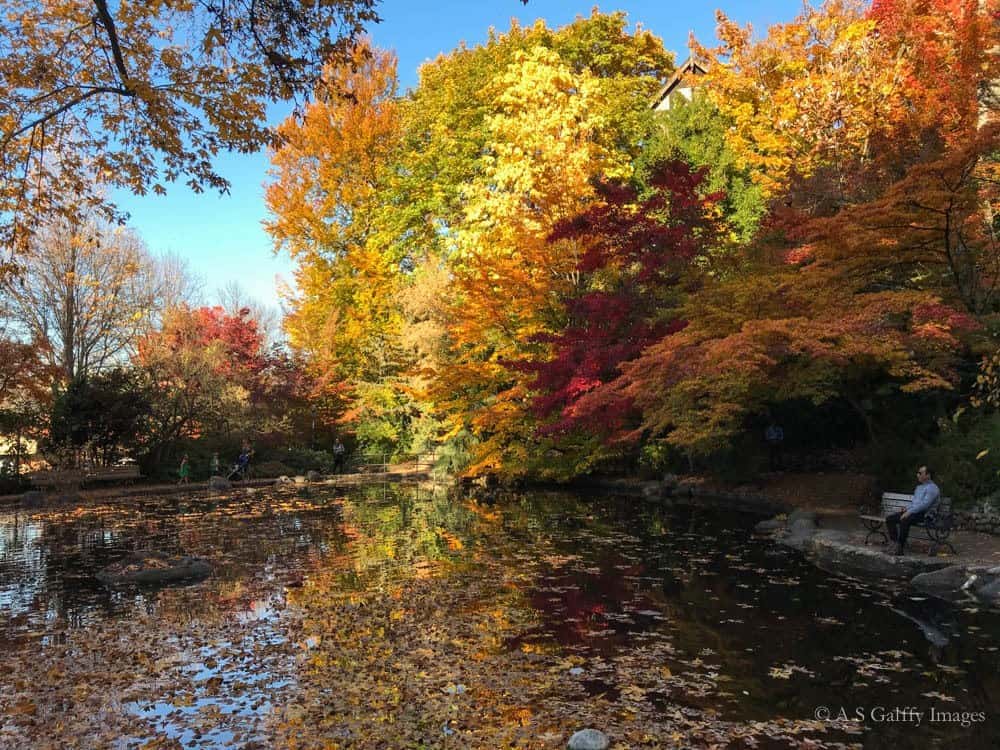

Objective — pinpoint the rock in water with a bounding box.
[97,551,212,586]
[306,470,322,482]
[568,729,609,750]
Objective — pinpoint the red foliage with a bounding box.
[136,306,272,400]
[527,161,721,439]
[139,306,265,376]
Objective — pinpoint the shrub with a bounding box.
[926,410,1000,506]
[256,460,295,478]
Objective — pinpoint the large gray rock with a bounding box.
[274,475,293,486]
[910,565,980,600]
[788,508,818,525]
[306,470,322,483]
[910,565,1000,606]
[568,729,610,750]
[972,578,1000,605]
[294,475,308,485]
[779,517,818,551]
[754,517,784,533]
[208,476,230,491]
[807,530,950,579]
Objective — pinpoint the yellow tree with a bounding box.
[692,0,905,200]
[434,46,627,475]
[265,40,409,450]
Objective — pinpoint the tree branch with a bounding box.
[92,0,132,86]
[2,86,132,147]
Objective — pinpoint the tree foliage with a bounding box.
[249,1,999,482]
[47,367,151,465]
[522,161,722,475]
[0,0,378,255]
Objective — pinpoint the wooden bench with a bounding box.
[83,465,141,485]
[29,464,142,490]
[28,469,86,490]
[859,492,956,556]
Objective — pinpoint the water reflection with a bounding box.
[0,485,998,749]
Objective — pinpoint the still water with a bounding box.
[0,484,998,748]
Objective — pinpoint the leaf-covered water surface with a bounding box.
[1,485,998,748]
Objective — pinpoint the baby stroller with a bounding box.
[228,450,251,481]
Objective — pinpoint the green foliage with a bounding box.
[926,411,1000,506]
[431,429,478,479]
[351,380,419,459]
[638,94,766,244]
[255,460,296,478]
[262,447,339,474]
[47,368,151,465]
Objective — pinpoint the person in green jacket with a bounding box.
[178,454,191,485]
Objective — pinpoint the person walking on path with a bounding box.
[177,454,191,485]
[230,444,252,481]
[332,438,346,474]
[210,452,221,477]
[886,465,940,556]
[765,421,784,471]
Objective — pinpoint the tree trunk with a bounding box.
[845,393,878,446]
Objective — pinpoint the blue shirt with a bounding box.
[910,480,940,515]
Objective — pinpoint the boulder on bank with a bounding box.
[208,475,230,491]
[911,565,1000,606]
[910,565,979,600]
[275,475,293,486]
[807,530,950,579]
[97,551,212,586]
[975,577,1000,605]
[306,470,322,483]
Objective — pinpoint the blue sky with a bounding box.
[115,0,806,307]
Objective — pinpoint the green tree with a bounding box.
[47,367,151,466]
[639,93,766,244]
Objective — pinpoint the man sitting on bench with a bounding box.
[887,465,940,556]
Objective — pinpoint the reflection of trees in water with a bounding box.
[0,493,352,631]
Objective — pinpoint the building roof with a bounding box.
[651,55,710,109]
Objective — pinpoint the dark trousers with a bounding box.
[886,509,926,548]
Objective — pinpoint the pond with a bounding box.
[1,484,998,749]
